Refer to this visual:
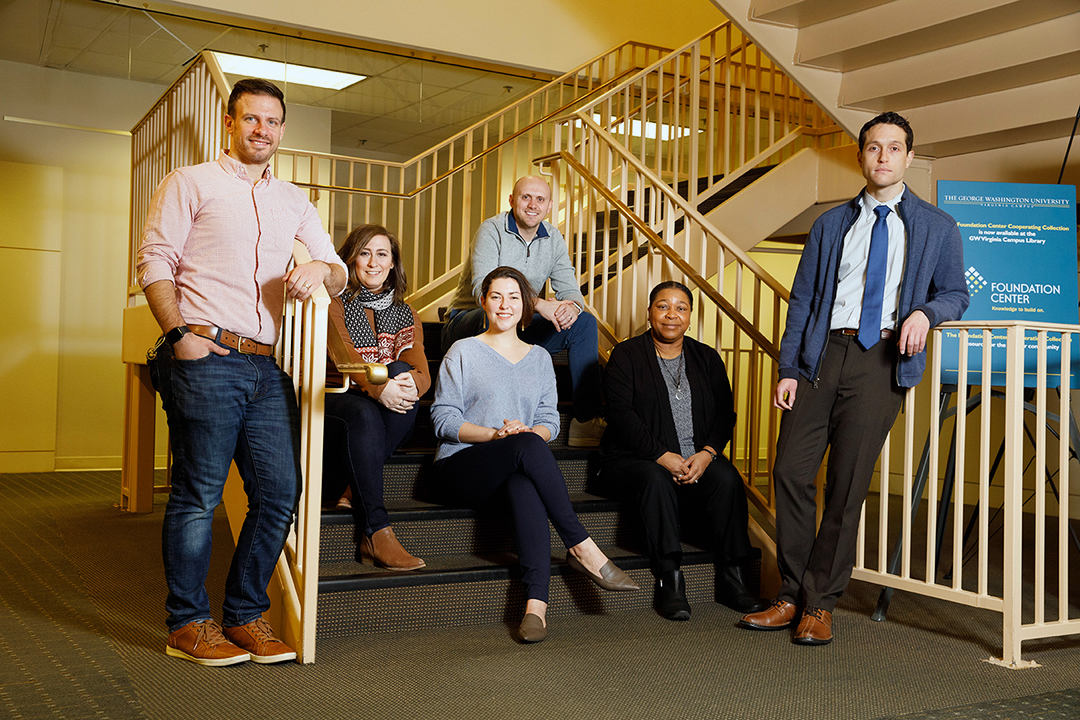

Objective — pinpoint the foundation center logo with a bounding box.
[965,266,987,295]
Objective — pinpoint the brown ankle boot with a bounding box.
[358,527,425,571]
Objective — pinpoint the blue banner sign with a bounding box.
[937,181,1077,387]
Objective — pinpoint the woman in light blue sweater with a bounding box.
[431,266,638,643]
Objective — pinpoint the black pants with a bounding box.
[436,433,589,602]
[599,454,752,573]
[774,333,905,611]
[323,360,418,536]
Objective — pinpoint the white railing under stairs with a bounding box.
[850,321,1080,668]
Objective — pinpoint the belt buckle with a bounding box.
[237,336,255,354]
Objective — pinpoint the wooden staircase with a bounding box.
[313,322,755,638]
[577,165,778,294]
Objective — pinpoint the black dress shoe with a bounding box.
[657,569,691,621]
[717,563,768,614]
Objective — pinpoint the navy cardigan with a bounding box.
[779,188,969,388]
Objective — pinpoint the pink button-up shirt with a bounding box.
[137,151,346,344]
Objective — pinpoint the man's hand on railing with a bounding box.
[898,310,930,356]
[285,260,333,302]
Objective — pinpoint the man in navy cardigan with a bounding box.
[740,112,969,645]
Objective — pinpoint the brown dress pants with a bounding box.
[774,333,905,611]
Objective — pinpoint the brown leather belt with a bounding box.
[832,328,895,341]
[188,324,274,356]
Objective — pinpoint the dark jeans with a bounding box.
[599,455,752,573]
[442,307,602,421]
[151,341,302,632]
[323,360,417,536]
[435,433,589,602]
[774,333,905,611]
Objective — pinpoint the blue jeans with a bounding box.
[323,360,418,536]
[151,341,302,631]
[442,307,602,421]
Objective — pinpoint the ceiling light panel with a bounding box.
[211,51,366,91]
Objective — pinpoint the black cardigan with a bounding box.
[599,331,736,463]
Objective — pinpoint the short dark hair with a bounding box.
[649,280,693,310]
[858,111,912,153]
[228,78,286,122]
[338,224,407,303]
[480,266,537,329]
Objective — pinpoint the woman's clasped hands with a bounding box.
[378,371,420,414]
[494,418,534,439]
[657,450,713,485]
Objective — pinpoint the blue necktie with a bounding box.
[858,205,891,350]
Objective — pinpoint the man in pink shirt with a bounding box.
[137,78,346,667]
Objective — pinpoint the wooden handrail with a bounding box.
[562,113,792,303]
[578,21,732,114]
[326,306,389,386]
[281,67,640,200]
[540,149,780,359]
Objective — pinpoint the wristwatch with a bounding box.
[165,325,191,345]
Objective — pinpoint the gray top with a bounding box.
[658,354,695,458]
[431,336,561,462]
[447,211,585,312]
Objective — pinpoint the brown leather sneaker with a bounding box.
[223,618,297,664]
[793,606,833,645]
[166,619,250,666]
[739,599,798,630]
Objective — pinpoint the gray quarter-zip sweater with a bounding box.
[448,212,585,311]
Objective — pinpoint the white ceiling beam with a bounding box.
[795,0,1075,72]
[839,13,1080,111]
[750,0,889,29]
[905,74,1080,157]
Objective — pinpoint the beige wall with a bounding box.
[0,162,62,471]
[160,0,723,73]
[931,137,1080,194]
[0,60,163,470]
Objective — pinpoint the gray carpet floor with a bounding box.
[3,470,1080,720]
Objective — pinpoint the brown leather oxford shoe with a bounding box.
[739,599,797,630]
[793,606,833,645]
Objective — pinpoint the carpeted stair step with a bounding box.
[318,493,637,563]
[315,547,722,638]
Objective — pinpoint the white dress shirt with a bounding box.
[830,187,908,332]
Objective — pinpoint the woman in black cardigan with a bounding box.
[599,281,765,620]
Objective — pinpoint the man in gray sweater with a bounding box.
[442,175,604,446]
